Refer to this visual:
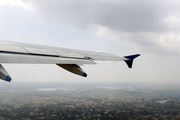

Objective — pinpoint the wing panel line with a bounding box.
[0,50,92,60]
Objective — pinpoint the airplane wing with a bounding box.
[0,40,140,82]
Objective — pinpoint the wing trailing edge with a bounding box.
[123,54,140,68]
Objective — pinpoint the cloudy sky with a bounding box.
[0,0,180,83]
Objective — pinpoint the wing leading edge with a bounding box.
[0,40,140,82]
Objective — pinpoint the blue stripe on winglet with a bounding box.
[5,75,11,82]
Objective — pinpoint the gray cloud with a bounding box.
[22,0,180,33]
[96,27,180,57]
[20,0,180,57]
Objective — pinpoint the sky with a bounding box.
[0,0,180,83]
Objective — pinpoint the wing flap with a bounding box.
[75,51,123,61]
[55,50,84,58]
[0,45,28,53]
[24,47,59,56]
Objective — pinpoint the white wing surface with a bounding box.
[0,40,140,82]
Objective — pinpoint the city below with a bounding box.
[0,82,180,120]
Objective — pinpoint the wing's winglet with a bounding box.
[123,54,140,68]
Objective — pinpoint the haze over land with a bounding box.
[0,0,180,82]
[0,82,180,119]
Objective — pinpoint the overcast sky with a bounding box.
[0,0,180,83]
